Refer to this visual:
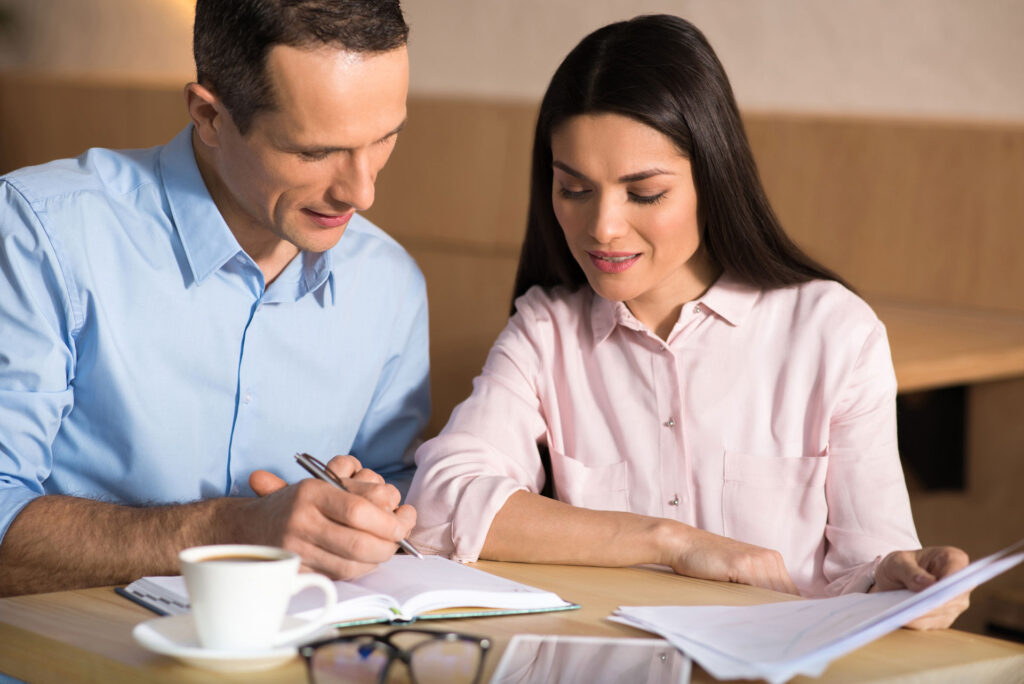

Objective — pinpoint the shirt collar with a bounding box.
[589,270,762,344]
[696,271,761,326]
[158,125,334,302]
[159,126,242,284]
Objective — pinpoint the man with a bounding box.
[0,0,425,595]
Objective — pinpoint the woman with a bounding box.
[407,14,968,628]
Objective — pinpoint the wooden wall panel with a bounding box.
[744,114,1024,313]
[407,246,519,437]
[366,97,536,256]
[0,72,187,173]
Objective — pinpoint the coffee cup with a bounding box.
[179,544,337,651]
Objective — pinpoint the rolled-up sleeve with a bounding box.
[821,320,920,595]
[0,181,77,542]
[407,298,549,562]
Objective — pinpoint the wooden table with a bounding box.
[873,299,1024,393]
[1,561,1023,683]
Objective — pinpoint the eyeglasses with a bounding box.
[300,628,491,684]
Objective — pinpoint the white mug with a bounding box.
[179,544,336,651]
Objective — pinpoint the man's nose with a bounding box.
[329,153,376,212]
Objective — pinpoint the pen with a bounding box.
[294,452,424,559]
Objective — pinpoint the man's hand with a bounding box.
[246,455,416,580]
[662,525,800,595]
[870,546,970,630]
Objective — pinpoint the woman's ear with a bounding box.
[184,82,224,149]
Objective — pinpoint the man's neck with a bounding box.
[190,130,298,286]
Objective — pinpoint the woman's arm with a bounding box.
[483,489,799,594]
[825,318,969,626]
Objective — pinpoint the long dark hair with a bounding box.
[512,14,844,310]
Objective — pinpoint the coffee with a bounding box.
[200,554,278,563]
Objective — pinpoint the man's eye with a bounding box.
[298,151,329,161]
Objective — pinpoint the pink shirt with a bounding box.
[407,274,920,596]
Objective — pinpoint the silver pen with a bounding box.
[294,452,424,559]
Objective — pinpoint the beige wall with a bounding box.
[1,0,1023,120]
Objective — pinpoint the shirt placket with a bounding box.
[225,254,266,496]
[654,343,686,520]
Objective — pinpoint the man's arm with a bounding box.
[348,259,430,495]
[0,462,413,596]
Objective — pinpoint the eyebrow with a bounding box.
[293,119,407,154]
[552,160,675,183]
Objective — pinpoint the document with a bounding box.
[121,555,578,627]
[611,539,1024,684]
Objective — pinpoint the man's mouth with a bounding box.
[302,208,354,229]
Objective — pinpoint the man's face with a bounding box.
[210,44,409,254]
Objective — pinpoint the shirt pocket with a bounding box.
[721,449,828,552]
[548,449,629,512]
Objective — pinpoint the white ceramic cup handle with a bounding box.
[272,573,338,646]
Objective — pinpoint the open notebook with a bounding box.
[119,555,578,627]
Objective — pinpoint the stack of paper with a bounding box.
[611,540,1024,684]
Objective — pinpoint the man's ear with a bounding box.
[184,82,225,149]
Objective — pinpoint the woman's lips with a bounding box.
[587,251,641,274]
[302,208,354,228]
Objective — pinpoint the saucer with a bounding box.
[133,614,330,673]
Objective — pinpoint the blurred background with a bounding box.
[0,0,1021,639]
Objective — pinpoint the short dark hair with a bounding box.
[513,14,844,309]
[193,0,408,134]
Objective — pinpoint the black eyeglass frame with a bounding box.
[300,627,492,684]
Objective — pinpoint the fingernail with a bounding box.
[914,574,928,584]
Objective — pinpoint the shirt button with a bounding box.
[668,494,680,506]
[694,305,702,314]
[664,417,676,428]
[243,392,252,404]
[235,254,246,264]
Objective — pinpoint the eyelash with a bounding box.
[557,187,667,205]
[297,135,396,162]
[629,191,666,205]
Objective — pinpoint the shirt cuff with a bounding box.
[449,476,528,563]
[0,485,42,544]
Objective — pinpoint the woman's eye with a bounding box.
[557,187,590,200]
[629,191,667,205]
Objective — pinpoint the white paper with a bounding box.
[612,538,1024,684]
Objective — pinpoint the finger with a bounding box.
[350,467,386,485]
[394,503,417,538]
[340,478,402,512]
[881,550,936,591]
[296,540,387,581]
[903,592,970,630]
[314,484,406,543]
[325,455,362,479]
[769,561,799,595]
[918,546,969,580]
[250,469,287,497]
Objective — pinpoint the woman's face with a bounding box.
[550,113,716,333]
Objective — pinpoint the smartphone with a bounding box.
[490,634,691,684]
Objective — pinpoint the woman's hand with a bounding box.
[662,524,799,595]
[870,546,970,630]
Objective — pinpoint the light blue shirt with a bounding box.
[0,126,429,542]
